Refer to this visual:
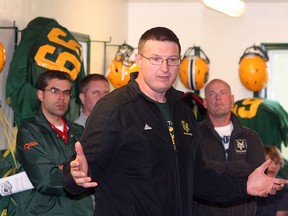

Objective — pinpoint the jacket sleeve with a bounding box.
[213,130,265,176]
[201,126,265,177]
[204,160,251,176]
[16,124,67,196]
[62,97,123,194]
[193,143,250,203]
[243,130,266,171]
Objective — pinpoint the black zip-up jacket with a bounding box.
[193,113,265,216]
[63,73,249,216]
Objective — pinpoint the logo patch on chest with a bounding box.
[181,120,193,136]
[235,139,247,153]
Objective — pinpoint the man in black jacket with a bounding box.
[193,79,265,216]
[62,27,287,216]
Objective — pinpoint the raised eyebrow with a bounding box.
[150,54,179,58]
[51,87,71,92]
[49,87,60,92]
[92,90,101,94]
[149,55,162,59]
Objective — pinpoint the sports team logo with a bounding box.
[181,120,193,136]
[235,139,247,153]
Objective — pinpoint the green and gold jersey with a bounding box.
[233,98,288,150]
[6,17,85,126]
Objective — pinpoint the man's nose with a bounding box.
[160,60,169,72]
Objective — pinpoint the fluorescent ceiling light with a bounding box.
[202,0,246,17]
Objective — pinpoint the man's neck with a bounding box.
[41,107,64,126]
[136,79,166,103]
[44,113,63,126]
[209,114,231,127]
[49,117,63,126]
[82,108,90,118]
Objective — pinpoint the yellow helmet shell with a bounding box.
[179,56,209,91]
[0,42,6,73]
[239,54,268,92]
[106,59,138,88]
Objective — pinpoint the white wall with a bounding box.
[127,2,288,101]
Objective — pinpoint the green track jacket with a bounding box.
[15,109,93,216]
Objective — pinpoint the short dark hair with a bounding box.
[37,70,73,90]
[80,74,109,93]
[265,145,285,168]
[138,27,181,54]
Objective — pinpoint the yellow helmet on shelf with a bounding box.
[179,46,210,91]
[106,43,138,88]
[239,45,269,92]
[106,60,138,89]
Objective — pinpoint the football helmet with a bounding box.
[106,43,138,88]
[179,47,210,91]
[0,42,6,73]
[238,45,269,92]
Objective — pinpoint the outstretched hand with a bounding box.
[70,142,98,188]
[247,159,288,197]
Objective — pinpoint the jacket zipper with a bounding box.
[171,103,183,216]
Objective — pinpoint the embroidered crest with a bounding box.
[181,120,193,136]
[235,139,247,153]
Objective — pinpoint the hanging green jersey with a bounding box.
[232,98,288,150]
[6,17,85,126]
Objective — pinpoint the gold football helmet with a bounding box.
[179,46,210,91]
[106,43,138,88]
[239,45,269,92]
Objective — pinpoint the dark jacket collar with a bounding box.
[128,72,184,103]
[34,108,82,134]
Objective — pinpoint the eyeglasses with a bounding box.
[139,54,181,66]
[43,87,71,97]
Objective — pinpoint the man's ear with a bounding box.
[203,98,208,109]
[231,95,235,108]
[79,92,85,105]
[135,53,142,68]
[37,89,43,102]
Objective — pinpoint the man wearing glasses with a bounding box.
[63,27,288,216]
[15,70,94,215]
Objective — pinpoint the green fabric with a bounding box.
[6,16,85,126]
[233,98,288,179]
[155,101,171,123]
[154,101,176,146]
[0,149,17,216]
[14,109,93,216]
[232,98,288,150]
